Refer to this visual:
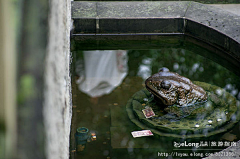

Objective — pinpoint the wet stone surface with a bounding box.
[185,2,240,43]
[71,2,96,18]
[96,2,189,18]
[71,1,240,60]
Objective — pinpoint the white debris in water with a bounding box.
[208,120,213,124]
[225,84,233,90]
[231,89,238,96]
[217,118,222,122]
[173,63,179,70]
[192,63,199,72]
[195,124,200,127]
[142,58,152,65]
[143,98,148,102]
[137,65,151,79]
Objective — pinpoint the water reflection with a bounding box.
[71,47,240,159]
[76,50,128,97]
[128,49,240,101]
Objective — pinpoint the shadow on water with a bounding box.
[70,36,240,159]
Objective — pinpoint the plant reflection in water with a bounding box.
[70,47,240,159]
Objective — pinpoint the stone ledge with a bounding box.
[185,2,240,43]
[71,1,240,63]
[71,1,240,41]
[71,1,190,18]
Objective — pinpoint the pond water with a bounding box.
[70,35,240,159]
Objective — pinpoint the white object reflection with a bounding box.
[137,57,152,79]
[76,50,128,97]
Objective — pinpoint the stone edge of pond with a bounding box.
[185,2,240,62]
[71,1,240,62]
[71,1,240,158]
[71,1,240,43]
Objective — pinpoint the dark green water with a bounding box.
[70,36,240,159]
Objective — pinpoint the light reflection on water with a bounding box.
[70,46,240,159]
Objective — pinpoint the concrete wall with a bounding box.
[0,0,72,158]
[44,0,72,158]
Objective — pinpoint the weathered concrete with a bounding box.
[44,0,72,159]
[71,1,240,69]
[71,1,188,19]
[183,2,240,66]
[185,2,240,44]
[209,4,240,16]
[71,1,240,42]
[96,2,188,18]
[71,1,189,33]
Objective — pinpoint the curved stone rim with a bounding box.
[72,1,240,64]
